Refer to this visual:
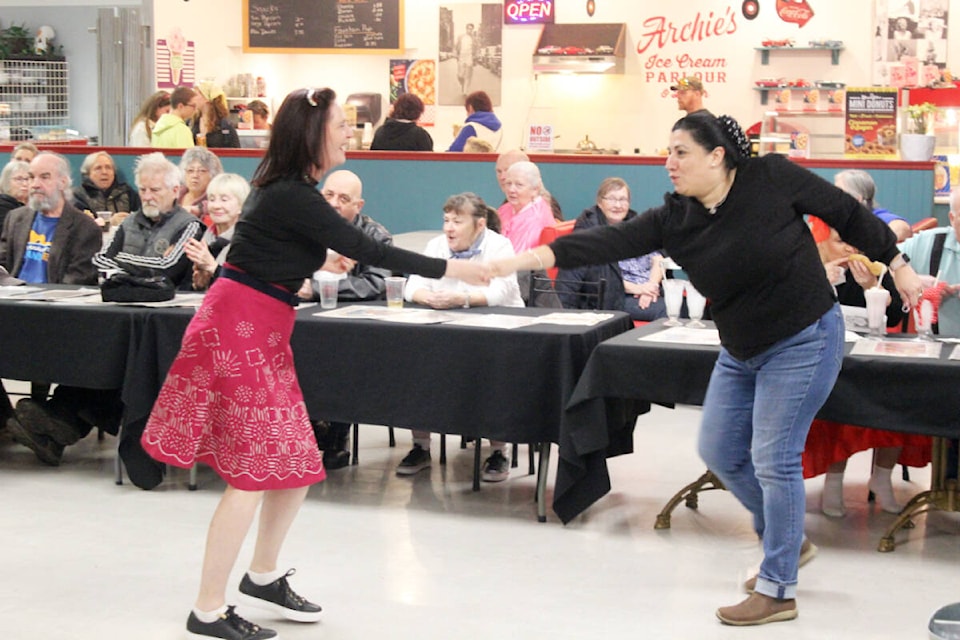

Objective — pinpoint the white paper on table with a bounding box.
[313,304,453,325]
[443,313,543,329]
[0,285,41,298]
[639,326,721,346]
[532,311,615,326]
[949,345,960,360]
[850,338,942,359]
[844,330,862,343]
[7,287,99,301]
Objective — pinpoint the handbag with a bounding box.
[100,272,175,303]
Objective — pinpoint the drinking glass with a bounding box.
[662,279,685,327]
[685,283,707,328]
[914,299,935,341]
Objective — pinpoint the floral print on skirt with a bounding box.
[141,276,325,490]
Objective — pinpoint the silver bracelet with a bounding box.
[530,251,545,271]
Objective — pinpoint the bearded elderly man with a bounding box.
[93,151,202,287]
[7,153,202,468]
[0,151,105,466]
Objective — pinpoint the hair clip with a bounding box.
[305,88,319,107]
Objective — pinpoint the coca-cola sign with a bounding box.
[777,0,814,27]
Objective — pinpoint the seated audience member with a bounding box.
[835,169,912,242]
[245,100,271,130]
[178,146,223,225]
[498,160,556,253]
[0,160,30,228]
[0,152,107,466]
[448,90,502,152]
[184,172,250,291]
[128,90,171,147]
[151,86,199,149]
[398,192,523,480]
[93,151,203,288]
[802,217,927,516]
[495,149,563,221]
[197,83,240,149]
[556,177,666,321]
[463,136,493,153]
[370,93,433,151]
[10,142,38,164]
[298,170,395,469]
[73,151,141,227]
[897,188,960,336]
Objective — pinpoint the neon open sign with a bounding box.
[504,0,555,24]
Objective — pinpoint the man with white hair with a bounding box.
[0,151,104,466]
[93,151,202,287]
[896,188,960,336]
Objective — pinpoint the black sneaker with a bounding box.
[15,398,83,446]
[6,417,64,466]
[396,444,431,476]
[322,449,350,470]
[481,449,510,482]
[238,569,322,622]
[186,605,277,639]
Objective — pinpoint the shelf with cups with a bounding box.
[755,45,843,65]
[754,86,846,108]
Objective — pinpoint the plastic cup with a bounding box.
[319,279,338,309]
[96,211,112,231]
[662,279,685,326]
[385,276,406,309]
[864,287,890,338]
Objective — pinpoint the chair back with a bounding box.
[529,274,606,309]
[538,220,577,280]
[912,217,938,233]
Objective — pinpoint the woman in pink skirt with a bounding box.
[142,88,486,640]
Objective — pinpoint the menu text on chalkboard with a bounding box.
[244,0,403,53]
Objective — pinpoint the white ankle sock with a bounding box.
[821,471,846,517]
[869,465,902,513]
[192,605,227,623]
[247,568,285,586]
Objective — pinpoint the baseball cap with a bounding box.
[671,76,704,91]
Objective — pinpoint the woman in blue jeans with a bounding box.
[486,113,923,625]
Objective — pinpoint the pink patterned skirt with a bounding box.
[141,275,325,490]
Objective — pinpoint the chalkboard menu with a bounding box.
[244,0,403,52]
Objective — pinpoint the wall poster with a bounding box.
[438,4,503,106]
[873,0,948,86]
[389,59,437,126]
[156,28,195,89]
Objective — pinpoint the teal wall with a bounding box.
[11,147,937,235]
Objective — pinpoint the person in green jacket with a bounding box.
[151,86,199,149]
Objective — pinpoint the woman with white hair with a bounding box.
[0,159,30,228]
[74,151,140,222]
[185,173,250,291]
[496,160,555,252]
[834,169,912,242]
[178,146,223,226]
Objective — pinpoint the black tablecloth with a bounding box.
[561,320,960,522]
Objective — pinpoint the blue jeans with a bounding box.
[697,304,843,600]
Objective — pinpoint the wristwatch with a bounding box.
[890,253,911,271]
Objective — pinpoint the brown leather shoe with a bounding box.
[744,538,817,593]
[717,593,797,626]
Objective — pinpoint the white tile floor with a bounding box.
[1,401,956,640]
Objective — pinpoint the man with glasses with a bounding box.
[298,169,394,469]
[151,86,199,148]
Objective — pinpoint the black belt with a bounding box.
[219,264,300,307]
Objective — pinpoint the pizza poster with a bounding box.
[844,87,898,159]
[389,59,437,126]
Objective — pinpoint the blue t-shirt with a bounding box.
[18,213,60,284]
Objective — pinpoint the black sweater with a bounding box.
[370,119,433,151]
[551,154,899,359]
[229,178,445,291]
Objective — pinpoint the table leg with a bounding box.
[537,442,552,523]
[654,469,726,530]
[878,437,959,552]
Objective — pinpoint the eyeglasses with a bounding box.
[601,196,630,205]
[11,176,29,183]
[185,167,210,176]
[322,190,354,206]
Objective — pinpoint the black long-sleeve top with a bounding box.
[550,154,900,359]
[228,178,446,291]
